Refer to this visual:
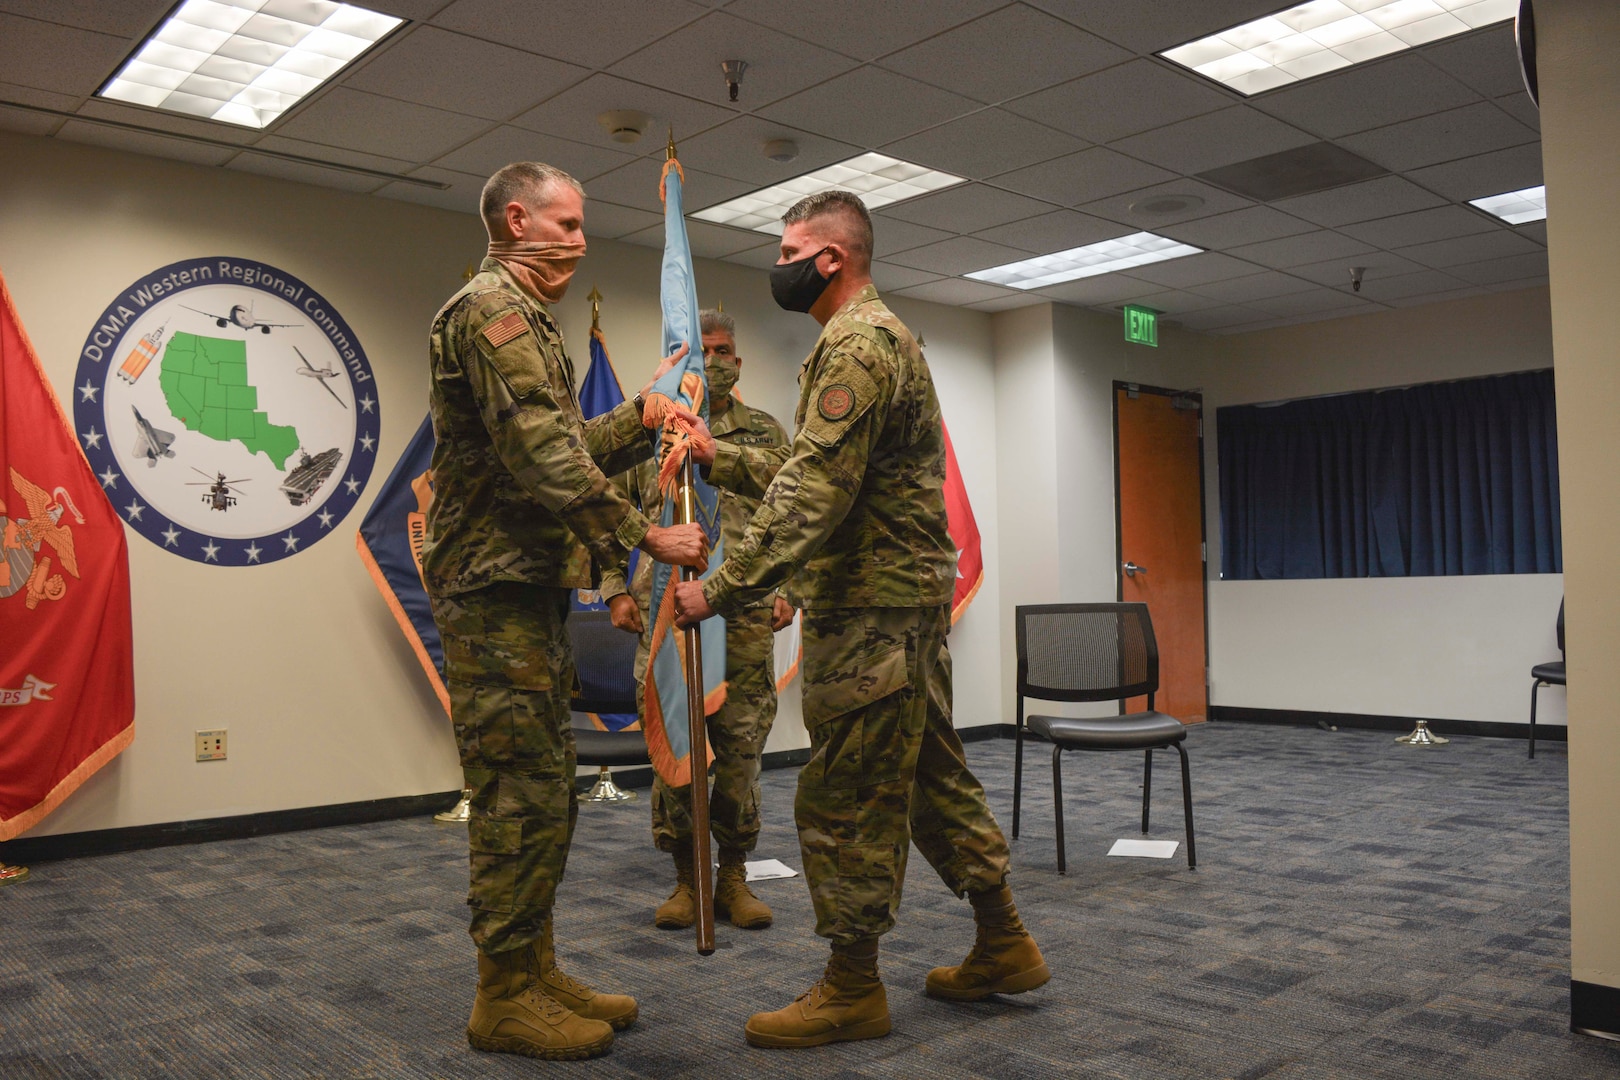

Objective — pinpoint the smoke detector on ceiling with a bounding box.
[1130,194,1205,216]
[597,109,651,144]
[762,138,799,164]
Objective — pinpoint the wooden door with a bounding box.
[1115,385,1207,723]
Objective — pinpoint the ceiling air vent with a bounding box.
[1196,142,1388,202]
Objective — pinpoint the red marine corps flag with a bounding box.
[941,419,983,623]
[0,271,135,842]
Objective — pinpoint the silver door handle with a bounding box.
[1123,561,1147,578]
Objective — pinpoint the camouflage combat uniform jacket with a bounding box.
[701,284,957,614]
[423,258,653,600]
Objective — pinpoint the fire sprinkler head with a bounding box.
[722,60,748,103]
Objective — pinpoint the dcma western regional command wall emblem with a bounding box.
[71,257,379,566]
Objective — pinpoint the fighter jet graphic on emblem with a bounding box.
[0,467,83,609]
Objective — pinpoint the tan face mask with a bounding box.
[487,239,586,305]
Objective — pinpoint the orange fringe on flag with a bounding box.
[642,370,716,495]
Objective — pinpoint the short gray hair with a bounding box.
[699,308,735,338]
[781,190,873,259]
[480,162,584,237]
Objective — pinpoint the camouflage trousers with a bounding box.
[649,607,778,854]
[430,582,577,956]
[797,604,1010,945]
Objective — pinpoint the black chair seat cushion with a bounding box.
[1028,711,1187,750]
[573,727,651,767]
[1532,661,1566,685]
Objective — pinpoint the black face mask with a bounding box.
[770,246,833,312]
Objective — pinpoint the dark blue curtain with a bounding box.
[1219,370,1561,579]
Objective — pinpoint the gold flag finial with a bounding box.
[716,299,724,313]
[666,126,677,161]
[588,285,602,330]
[461,261,476,282]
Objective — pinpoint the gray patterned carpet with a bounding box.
[2,724,1615,1080]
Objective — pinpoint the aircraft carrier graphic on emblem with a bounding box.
[280,448,342,506]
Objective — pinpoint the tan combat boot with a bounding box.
[654,847,696,929]
[745,938,891,1048]
[534,918,639,1031]
[467,946,614,1060]
[714,849,772,929]
[925,885,1051,1002]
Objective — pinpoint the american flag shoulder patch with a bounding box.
[479,310,530,349]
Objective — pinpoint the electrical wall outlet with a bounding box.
[196,729,227,762]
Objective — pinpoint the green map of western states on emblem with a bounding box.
[156,331,301,470]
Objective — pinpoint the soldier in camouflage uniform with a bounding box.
[423,161,708,1062]
[674,191,1048,1048]
[601,310,792,931]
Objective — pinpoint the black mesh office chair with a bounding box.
[1528,600,1565,760]
[1012,603,1195,872]
[568,609,649,800]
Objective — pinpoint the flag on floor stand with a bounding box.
[0,271,135,841]
[572,324,639,733]
[942,418,983,623]
[355,414,449,716]
[640,153,726,788]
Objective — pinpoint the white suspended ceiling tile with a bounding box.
[1494,91,1539,131]
[73,96,264,143]
[879,182,1054,234]
[1269,174,1447,226]
[882,236,1037,276]
[56,118,237,166]
[1076,178,1253,228]
[1034,274,1182,306]
[277,87,488,163]
[1340,204,1501,248]
[881,110,1088,182]
[227,150,389,193]
[433,124,634,184]
[1253,52,1481,139]
[375,163,488,215]
[253,134,416,174]
[619,219,768,260]
[609,11,856,114]
[0,12,141,97]
[1159,205,1317,249]
[722,0,1001,62]
[0,0,163,37]
[1189,270,1320,303]
[893,277,1021,307]
[1445,250,1550,284]
[0,103,64,136]
[1516,220,1548,245]
[721,241,789,271]
[509,73,734,156]
[1025,0,1293,54]
[1121,250,1263,289]
[1405,142,1543,201]
[966,292,1050,313]
[869,261,947,292]
[432,0,707,71]
[343,26,589,122]
[1109,286,1227,314]
[658,116,862,188]
[584,156,755,215]
[1228,229,1378,269]
[1419,22,1527,98]
[972,209,1133,255]
[1286,249,1432,286]
[1001,58,1234,146]
[992,147,1176,207]
[1341,267,1474,301]
[1247,287,1377,318]
[1108,105,1318,176]
[1173,304,1274,331]
[1393,228,1543,268]
[758,66,979,151]
[1339,100,1537,173]
[877,4,1130,105]
[579,200,666,240]
[1382,284,1487,307]
[0,79,84,112]
[870,216,956,259]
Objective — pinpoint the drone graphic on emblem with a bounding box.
[72,257,380,566]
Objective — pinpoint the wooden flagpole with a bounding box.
[679,453,715,956]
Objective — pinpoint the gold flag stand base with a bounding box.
[584,766,637,803]
[1396,720,1449,747]
[0,862,30,886]
[434,789,473,823]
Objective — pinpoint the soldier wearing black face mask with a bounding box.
[673,190,1046,1049]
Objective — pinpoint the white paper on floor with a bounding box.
[1107,839,1180,859]
[744,858,799,881]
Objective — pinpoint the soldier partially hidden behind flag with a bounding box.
[601,308,792,932]
[422,161,708,1062]
[674,190,1048,1047]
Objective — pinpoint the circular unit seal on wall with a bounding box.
[71,256,379,566]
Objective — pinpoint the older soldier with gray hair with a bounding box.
[423,161,708,1061]
[600,308,792,932]
[674,190,1047,1048]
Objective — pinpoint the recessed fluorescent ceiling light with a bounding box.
[690,153,966,234]
[98,0,402,129]
[966,233,1204,291]
[1161,0,1518,96]
[1469,184,1546,224]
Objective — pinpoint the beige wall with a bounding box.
[0,130,1003,837]
[1539,0,1620,998]
[1202,288,1566,728]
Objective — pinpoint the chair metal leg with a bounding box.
[1141,749,1153,833]
[1013,702,1025,837]
[1529,680,1540,759]
[1052,745,1066,876]
[1176,742,1196,870]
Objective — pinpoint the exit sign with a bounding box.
[1124,305,1158,347]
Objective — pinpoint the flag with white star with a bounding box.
[0,270,135,841]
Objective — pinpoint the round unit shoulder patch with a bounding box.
[817,384,855,421]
